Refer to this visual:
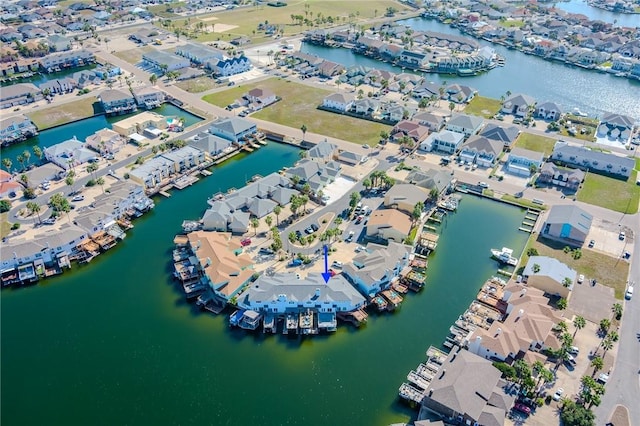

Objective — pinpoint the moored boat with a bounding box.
[490,247,518,266]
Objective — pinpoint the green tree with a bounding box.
[612,303,623,320]
[349,191,361,211]
[26,201,41,224]
[16,154,24,172]
[19,173,29,187]
[560,400,595,426]
[149,74,158,85]
[65,175,75,194]
[590,356,604,377]
[0,199,11,213]
[32,145,43,163]
[273,205,282,226]
[250,218,260,236]
[2,158,12,173]
[599,318,611,335]
[265,215,273,229]
[300,124,307,141]
[557,298,568,310]
[96,176,105,194]
[411,201,424,224]
[573,315,586,338]
[532,263,541,273]
[22,150,31,168]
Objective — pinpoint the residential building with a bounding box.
[501,93,536,117]
[412,111,445,132]
[479,123,520,148]
[85,128,125,155]
[506,147,544,176]
[39,77,76,95]
[337,150,364,166]
[111,111,167,137]
[44,137,97,170]
[202,202,251,234]
[550,141,634,179]
[537,162,584,190]
[420,130,465,154]
[392,120,430,144]
[406,169,453,195]
[189,133,234,158]
[444,83,477,103]
[129,157,173,189]
[0,171,21,198]
[446,113,484,136]
[307,140,338,162]
[90,181,150,219]
[420,346,515,426]
[99,89,137,115]
[366,209,413,243]
[353,98,380,116]
[535,101,563,121]
[142,50,190,71]
[342,241,411,298]
[597,112,635,143]
[209,117,257,144]
[284,158,341,193]
[133,86,165,110]
[0,82,41,109]
[384,184,430,214]
[458,136,503,168]
[522,256,577,299]
[541,205,592,246]
[322,92,356,112]
[38,49,95,72]
[399,50,428,68]
[206,55,251,77]
[0,114,37,145]
[160,146,205,173]
[175,43,224,65]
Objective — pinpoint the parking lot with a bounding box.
[585,220,633,259]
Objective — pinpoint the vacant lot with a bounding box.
[577,170,640,214]
[464,96,501,118]
[155,0,413,44]
[1,212,12,238]
[514,132,557,156]
[175,76,219,93]
[27,97,100,130]
[520,235,629,299]
[113,46,154,65]
[203,78,391,145]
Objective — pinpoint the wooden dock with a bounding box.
[159,191,171,197]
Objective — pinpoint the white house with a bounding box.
[446,113,484,136]
[44,137,98,170]
[458,136,504,168]
[129,156,173,188]
[421,130,465,154]
[322,92,356,112]
[535,101,563,121]
[0,114,37,145]
[507,147,544,176]
[160,146,206,173]
[501,93,536,117]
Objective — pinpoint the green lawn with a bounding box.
[147,2,186,18]
[498,19,525,28]
[1,212,12,239]
[501,194,547,210]
[27,97,100,130]
[204,78,391,145]
[521,235,629,299]
[463,96,501,118]
[576,170,640,214]
[175,76,220,93]
[514,132,557,157]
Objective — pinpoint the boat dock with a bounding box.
[476,277,508,314]
[398,345,449,404]
[381,289,403,310]
[337,309,368,327]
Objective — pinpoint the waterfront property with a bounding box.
[160,146,206,174]
[133,86,166,110]
[384,183,430,214]
[209,117,258,144]
[457,136,503,168]
[284,158,341,193]
[522,256,577,299]
[535,101,563,121]
[111,111,167,138]
[597,112,635,143]
[38,49,95,73]
[366,209,413,243]
[189,133,235,159]
[549,141,635,179]
[85,128,126,155]
[506,147,544,176]
[500,93,536,118]
[0,113,38,145]
[129,157,173,189]
[541,205,593,247]
[44,137,98,170]
[99,89,137,116]
[406,168,454,195]
[0,82,42,109]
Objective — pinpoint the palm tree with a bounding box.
[2,158,12,173]
[573,315,586,338]
[265,215,273,229]
[411,201,424,224]
[16,154,25,172]
[96,176,105,194]
[19,173,29,188]
[26,201,41,224]
[250,218,259,236]
[590,356,604,377]
[273,205,282,226]
[32,146,43,163]
[612,303,623,320]
[149,74,158,85]
[599,318,611,335]
[65,175,75,194]
[300,124,307,141]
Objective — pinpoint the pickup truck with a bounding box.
[289,258,303,267]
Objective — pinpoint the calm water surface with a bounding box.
[554,0,640,26]
[1,164,529,426]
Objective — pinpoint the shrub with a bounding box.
[0,199,10,213]
[85,179,96,187]
[124,173,130,179]
[11,222,20,230]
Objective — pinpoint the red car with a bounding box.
[513,403,531,415]
[329,269,337,277]
[240,238,251,247]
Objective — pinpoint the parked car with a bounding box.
[588,239,595,248]
[295,230,303,239]
[619,231,625,240]
[625,285,634,300]
[240,238,251,247]
[310,223,319,232]
[72,195,84,202]
[513,403,531,415]
[568,346,579,355]
[305,226,314,234]
[331,261,343,269]
[552,388,564,401]
[478,181,489,189]
[597,373,609,384]
[289,258,303,267]
[329,269,336,277]
[259,248,275,255]
[578,274,584,284]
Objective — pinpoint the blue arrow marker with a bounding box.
[321,245,331,283]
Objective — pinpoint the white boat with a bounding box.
[572,107,588,117]
[490,247,518,266]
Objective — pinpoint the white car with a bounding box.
[478,181,489,189]
[625,285,634,300]
[553,388,564,401]
[578,274,584,284]
[331,261,343,269]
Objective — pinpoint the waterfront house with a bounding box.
[446,114,484,137]
[72,70,101,89]
[99,89,137,116]
[444,84,477,103]
[237,273,366,331]
[206,55,251,77]
[189,133,234,158]
[537,162,584,190]
[0,171,21,199]
[458,136,503,168]
[93,65,121,80]
[342,241,411,298]
[0,82,41,109]
[420,130,465,154]
[307,140,338,163]
[535,101,563,121]
[337,150,364,166]
[0,224,87,271]
[133,86,165,110]
[522,256,576,299]
[384,183,430,214]
[468,283,562,362]
[399,50,428,69]
[321,92,356,113]
[420,346,515,426]
[479,123,520,149]
[142,50,190,72]
[38,49,95,72]
[244,87,277,110]
[317,60,344,78]
[39,77,76,95]
[24,163,65,188]
[411,81,441,100]
[506,147,544,176]
[129,157,173,189]
[44,137,97,170]
[202,202,250,234]
[175,43,224,65]
[412,112,445,132]
[392,120,430,145]
[209,117,257,144]
[353,98,380,116]
[91,181,150,219]
[501,93,536,117]
[541,205,592,247]
[46,34,70,52]
[550,141,634,179]
[111,111,167,138]
[597,112,635,143]
[85,128,125,155]
[366,209,412,243]
[284,158,341,193]
[160,146,205,173]
[406,168,453,195]
[0,114,37,145]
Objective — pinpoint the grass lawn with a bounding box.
[498,20,525,28]
[156,0,412,44]
[113,46,154,65]
[464,96,501,118]
[520,235,629,299]
[501,194,547,210]
[175,76,219,93]
[1,212,12,239]
[576,170,640,214]
[514,132,557,157]
[147,2,186,18]
[27,97,100,130]
[202,78,391,145]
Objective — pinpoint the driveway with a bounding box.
[568,279,616,323]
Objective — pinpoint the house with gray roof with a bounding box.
[0,82,41,109]
[321,92,356,112]
[550,141,634,179]
[142,50,190,72]
[342,241,411,297]
[99,89,137,115]
[202,201,251,234]
[537,162,584,190]
[337,150,364,166]
[541,205,592,247]
[597,112,635,143]
[44,137,98,170]
[446,113,484,136]
[501,93,536,117]
[247,197,278,218]
[406,168,454,194]
[507,147,544,176]
[479,123,520,148]
[189,133,234,158]
[175,43,224,65]
[285,158,341,194]
[307,140,338,162]
[129,156,173,189]
[523,256,576,299]
[412,111,445,132]
[209,117,257,144]
[535,101,563,121]
[420,346,515,426]
[384,183,430,214]
[420,130,465,154]
[458,136,503,168]
[160,146,205,173]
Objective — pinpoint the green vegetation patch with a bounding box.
[27,97,99,130]
[463,96,501,118]
[521,235,629,299]
[577,170,640,214]
[147,2,186,18]
[501,194,547,210]
[175,77,219,93]
[498,19,525,28]
[112,46,154,65]
[514,132,557,156]
[1,212,12,239]
[203,78,391,145]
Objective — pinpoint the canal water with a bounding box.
[0,64,97,88]
[554,0,640,27]
[1,104,203,168]
[301,18,640,119]
[1,158,530,426]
